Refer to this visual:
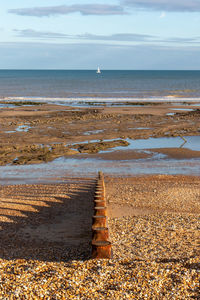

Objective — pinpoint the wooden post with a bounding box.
[94,195,105,201]
[92,171,112,259]
[92,227,109,241]
[92,215,107,228]
[94,206,107,216]
[92,241,112,259]
[94,200,106,207]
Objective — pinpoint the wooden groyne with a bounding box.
[92,171,112,259]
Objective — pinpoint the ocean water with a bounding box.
[0,70,200,103]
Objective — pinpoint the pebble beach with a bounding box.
[0,175,199,299]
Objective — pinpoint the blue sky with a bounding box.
[0,0,200,69]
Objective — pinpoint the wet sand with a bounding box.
[0,102,199,165]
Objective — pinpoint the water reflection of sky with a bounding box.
[71,136,200,152]
[117,136,200,151]
[6,124,31,133]
[0,155,199,185]
[0,135,199,185]
[16,125,31,132]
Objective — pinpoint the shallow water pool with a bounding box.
[0,135,199,185]
[116,136,200,152]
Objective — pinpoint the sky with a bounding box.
[0,0,200,69]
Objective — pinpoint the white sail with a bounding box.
[96,67,101,74]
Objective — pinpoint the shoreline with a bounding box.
[1,96,200,103]
[0,101,199,183]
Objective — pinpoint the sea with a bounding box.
[1,70,200,104]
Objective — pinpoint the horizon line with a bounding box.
[0,69,200,71]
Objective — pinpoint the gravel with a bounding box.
[0,175,199,299]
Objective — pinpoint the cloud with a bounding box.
[123,0,200,12]
[13,30,155,42]
[13,29,200,45]
[165,37,200,43]
[77,33,154,42]
[14,29,69,39]
[84,33,200,45]
[8,1,200,19]
[8,4,126,17]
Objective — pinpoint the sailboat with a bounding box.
[96,66,101,74]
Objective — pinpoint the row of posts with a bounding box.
[92,171,112,259]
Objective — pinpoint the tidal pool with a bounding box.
[83,129,104,135]
[171,108,195,111]
[73,136,200,152]
[16,125,31,132]
[115,136,200,152]
[5,125,31,133]
[0,155,199,185]
[0,136,199,185]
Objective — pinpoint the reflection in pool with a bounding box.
[0,153,199,185]
[71,136,200,152]
[116,136,200,151]
[0,135,199,185]
[16,125,31,132]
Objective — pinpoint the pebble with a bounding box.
[0,175,199,299]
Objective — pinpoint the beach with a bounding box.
[0,174,199,299]
[0,99,199,298]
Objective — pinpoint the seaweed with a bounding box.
[0,101,44,106]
